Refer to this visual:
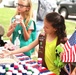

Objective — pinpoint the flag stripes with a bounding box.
[62,31,76,62]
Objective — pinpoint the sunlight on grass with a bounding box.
[0,8,16,40]
[65,20,76,35]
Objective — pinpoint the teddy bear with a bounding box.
[54,44,65,68]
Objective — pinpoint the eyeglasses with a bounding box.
[16,3,29,8]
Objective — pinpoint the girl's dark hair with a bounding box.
[45,12,67,45]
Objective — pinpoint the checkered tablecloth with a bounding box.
[0,53,56,75]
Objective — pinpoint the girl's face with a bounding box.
[16,0,30,13]
[44,19,56,34]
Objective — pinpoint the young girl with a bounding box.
[6,0,36,56]
[1,12,67,75]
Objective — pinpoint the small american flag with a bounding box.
[62,30,76,62]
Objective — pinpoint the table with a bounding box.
[0,53,56,75]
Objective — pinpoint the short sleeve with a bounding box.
[28,21,34,30]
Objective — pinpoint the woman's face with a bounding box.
[43,19,56,34]
[16,0,30,13]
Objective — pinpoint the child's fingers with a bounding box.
[2,50,10,57]
[0,53,4,58]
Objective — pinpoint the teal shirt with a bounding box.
[11,18,36,56]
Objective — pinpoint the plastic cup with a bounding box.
[15,15,21,23]
[38,58,42,67]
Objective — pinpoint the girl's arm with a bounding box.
[70,67,76,75]
[22,24,32,40]
[2,38,38,57]
[19,19,34,40]
[7,22,17,37]
[64,64,71,75]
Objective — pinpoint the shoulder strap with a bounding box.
[26,20,36,40]
[26,20,36,30]
[26,20,32,30]
[38,33,47,68]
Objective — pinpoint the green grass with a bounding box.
[0,7,76,40]
[0,7,16,40]
[65,20,76,35]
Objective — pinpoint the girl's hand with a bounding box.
[19,19,25,28]
[18,16,25,28]
[0,50,11,58]
[15,15,25,28]
[11,22,17,29]
[60,44,65,60]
